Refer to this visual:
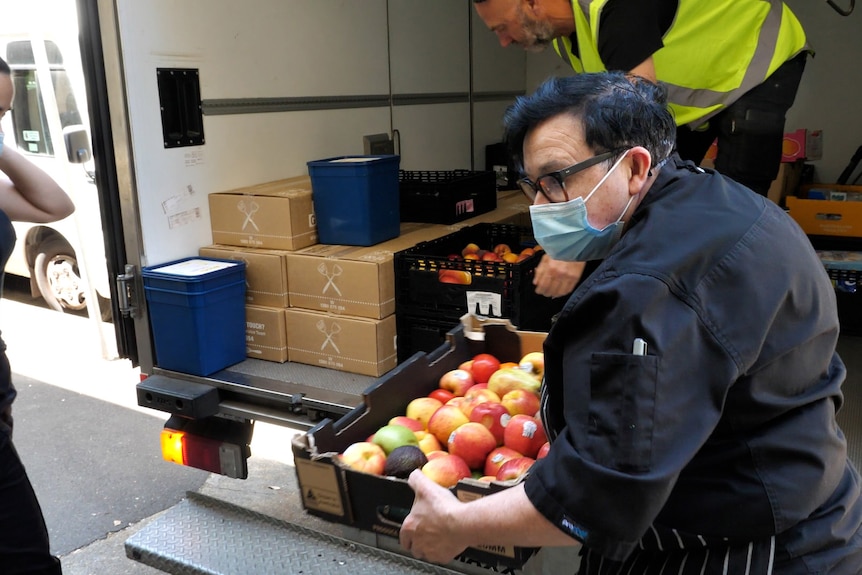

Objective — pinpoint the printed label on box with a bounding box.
[295,459,345,517]
[466,291,504,317]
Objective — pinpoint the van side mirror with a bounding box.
[63,125,92,164]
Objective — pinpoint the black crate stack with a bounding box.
[394,223,565,362]
[399,170,497,225]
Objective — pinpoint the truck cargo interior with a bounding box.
[2,0,862,573]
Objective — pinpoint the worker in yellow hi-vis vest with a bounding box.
[474,0,810,297]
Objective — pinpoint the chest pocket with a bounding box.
[586,352,659,473]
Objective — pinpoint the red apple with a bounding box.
[339,441,386,475]
[493,243,511,256]
[501,389,541,417]
[427,404,470,444]
[405,396,443,429]
[461,243,480,257]
[421,454,472,488]
[458,388,501,418]
[469,401,511,445]
[389,415,425,433]
[471,353,502,384]
[483,446,523,477]
[503,414,548,459]
[447,422,497,470]
[438,269,472,285]
[495,456,536,481]
[439,369,475,397]
[425,450,448,461]
[536,441,551,460]
[458,359,474,375]
[464,386,500,403]
[428,388,456,404]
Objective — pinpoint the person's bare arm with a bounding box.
[400,470,580,565]
[628,55,657,83]
[0,144,74,223]
[533,255,584,298]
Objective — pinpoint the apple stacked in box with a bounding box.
[438,243,544,285]
[337,350,550,488]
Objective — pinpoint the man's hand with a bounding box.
[533,255,584,298]
[399,470,469,564]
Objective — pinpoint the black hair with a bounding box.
[0,56,10,76]
[504,72,676,173]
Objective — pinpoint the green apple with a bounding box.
[372,424,418,455]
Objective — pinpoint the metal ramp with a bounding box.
[125,491,466,575]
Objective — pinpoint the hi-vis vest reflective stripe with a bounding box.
[552,0,808,128]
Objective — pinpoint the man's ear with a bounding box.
[628,147,652,194]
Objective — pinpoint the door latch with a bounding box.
[116,264,139,318]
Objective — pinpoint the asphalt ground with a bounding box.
[0,288,300,574]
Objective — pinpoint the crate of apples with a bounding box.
[337,350,550,488]
[438,243,542,285]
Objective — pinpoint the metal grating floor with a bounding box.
[125,491,464,575]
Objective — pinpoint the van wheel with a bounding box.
[33,239,88,313]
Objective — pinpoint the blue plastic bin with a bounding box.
[142,257,247,376]
[307,155,400,246]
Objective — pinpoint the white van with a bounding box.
[0,28,111,320]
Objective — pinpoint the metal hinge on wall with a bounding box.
[116,264,140,318]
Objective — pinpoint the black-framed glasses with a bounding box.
[518,151,617,203]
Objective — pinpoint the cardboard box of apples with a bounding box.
[291,313,546,569]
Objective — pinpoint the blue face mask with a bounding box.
[0,132,4,157]
[529,152,633,262]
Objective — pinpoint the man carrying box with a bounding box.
[399,72,862,574]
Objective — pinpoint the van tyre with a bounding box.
[33,238,88,314]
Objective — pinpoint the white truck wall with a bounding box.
[115,0,524,266]
[524,1,862,184]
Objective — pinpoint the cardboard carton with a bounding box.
[285,223,451,319]
[787,186,862,238]
[199,245,290,308]
[767,161,804,206]
[291,314,545,570]
[285,308,397,377]
[208,176,318,251]
[285,193,533,320]
[245,305,288,362]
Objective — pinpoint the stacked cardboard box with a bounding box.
[283,191,532,377]
[204,176,318,363]
[204,180,533,376]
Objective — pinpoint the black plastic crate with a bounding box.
[395,311,463,363]
[394,223,565,333]
[813,240,862,336]
[821,261,862,336]
[399,170,496,224]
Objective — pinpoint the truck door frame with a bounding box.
[76,0,145,366]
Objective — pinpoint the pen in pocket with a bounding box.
[632,338,647,356]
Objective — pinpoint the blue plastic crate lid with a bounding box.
[143,257,243,279]
[817,251,862,272]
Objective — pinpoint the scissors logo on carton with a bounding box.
[316,320,342,354]
[317,262,343,296]
[237,199,260,231]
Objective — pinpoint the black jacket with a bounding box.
[525,156,862,573]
